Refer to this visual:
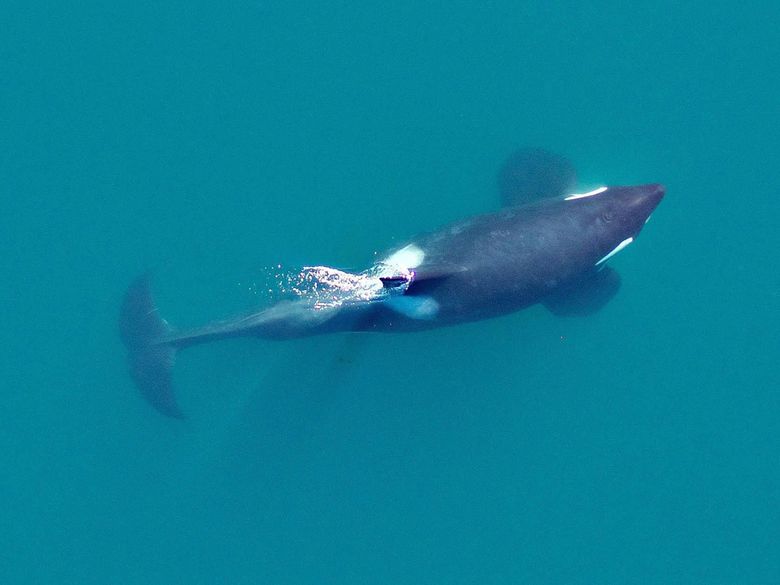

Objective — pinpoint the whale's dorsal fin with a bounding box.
[497,148,577,207]
[405,264,466,296]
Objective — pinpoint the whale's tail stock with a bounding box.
[118,272,348,418]
[119,274,182,418]
[119,263,451,417]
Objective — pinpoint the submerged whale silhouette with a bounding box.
[120,149,664,417]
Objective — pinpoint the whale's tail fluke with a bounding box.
[119,274,182,418]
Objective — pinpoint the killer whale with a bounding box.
[120,150,664,417]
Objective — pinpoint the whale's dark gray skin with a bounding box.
[120,150,664,417]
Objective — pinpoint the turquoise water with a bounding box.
[2,2,778,583]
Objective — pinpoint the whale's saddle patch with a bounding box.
[385,295,440,320]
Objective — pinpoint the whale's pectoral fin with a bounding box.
[497,148,577,206]
[543,266,621,317]
[385,295,440,320]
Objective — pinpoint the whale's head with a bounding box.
[564,183,665,265]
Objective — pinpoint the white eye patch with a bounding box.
[565,186,608,201]
[596,237,634,266]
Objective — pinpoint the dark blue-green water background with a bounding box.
[2,2,778,583]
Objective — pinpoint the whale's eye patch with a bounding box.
[601,211,615,222]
